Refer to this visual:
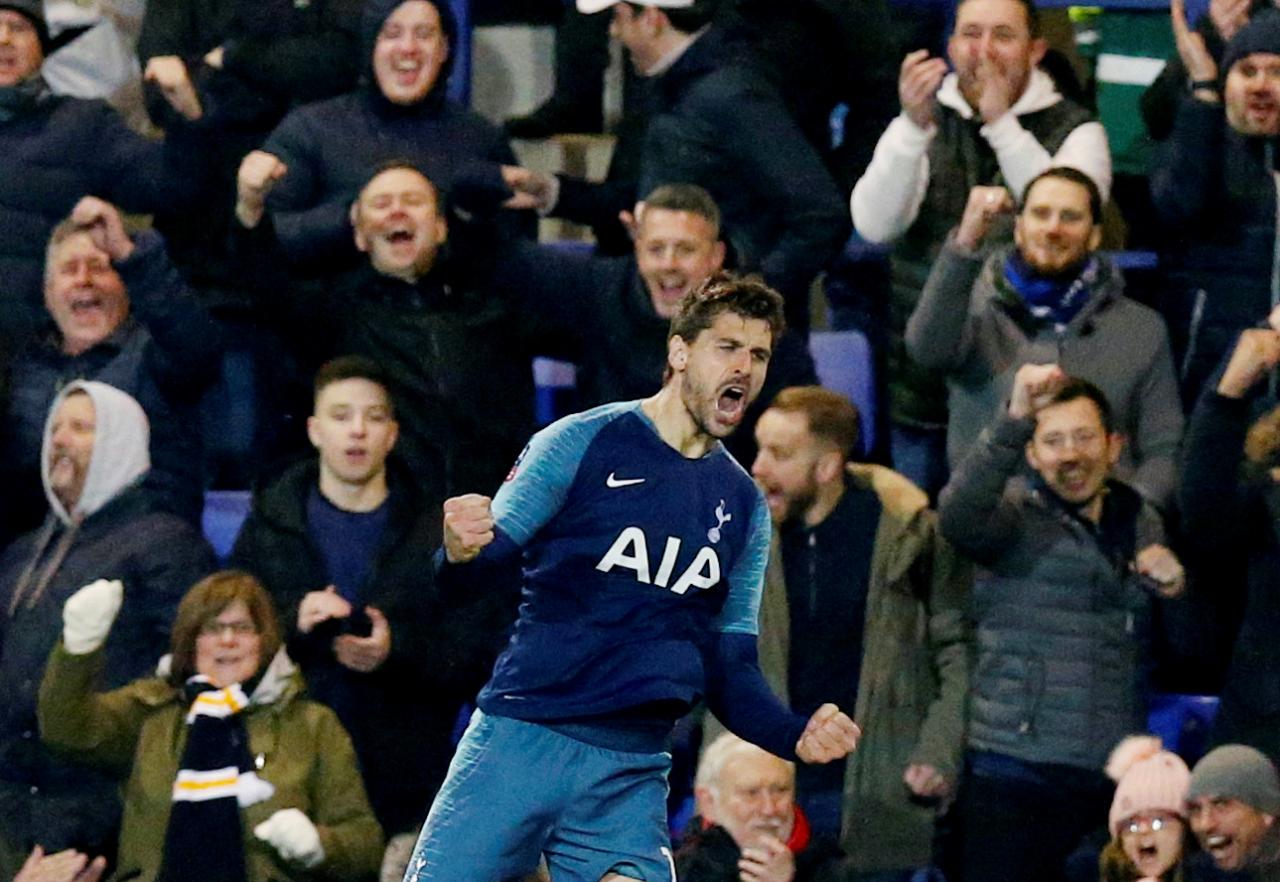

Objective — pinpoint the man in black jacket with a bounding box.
[506,0,848,332]
[235,158,546,498]
[229,356,517,876]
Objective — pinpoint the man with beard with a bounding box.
[905,167,1182,509]
[851,0,1110,498]
[742,386,969,879]
[0,381,213,878]
[938,364,1186,882]
[403,276,861,882]
[1152,5,1280,404]
[0,196,222,545]
[1185,745,1280,879]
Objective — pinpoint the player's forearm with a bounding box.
[705,633,808,762]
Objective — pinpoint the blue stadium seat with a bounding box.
[533,356,579,426]
[809,330,877,456]
[446,0,471,106]
[1147,693,1220,766]
[202,490,253,563]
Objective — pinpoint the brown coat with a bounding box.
[756,464,971,875]
[38,644,384,882]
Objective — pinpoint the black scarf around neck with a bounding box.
[155,676,274,882]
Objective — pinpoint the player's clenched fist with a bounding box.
[443,494,495,564]
[795,702,861,764]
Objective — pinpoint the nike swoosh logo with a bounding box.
[606,472,646,488]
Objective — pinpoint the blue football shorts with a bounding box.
[403,710,676,882]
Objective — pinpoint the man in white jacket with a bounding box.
[849,0,1112,500]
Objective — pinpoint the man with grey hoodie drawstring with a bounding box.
[0,381,214,880]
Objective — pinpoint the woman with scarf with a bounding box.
[37,570,383,882]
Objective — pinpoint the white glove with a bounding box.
[62,579,124,655]
[254,808,325,868]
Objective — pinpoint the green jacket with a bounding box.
[38,644,384,882]
[758,464,971,875]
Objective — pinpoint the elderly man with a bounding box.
[245,0,517,270]
[745,386,969,878]
[0,381,214,879]
[0,0,202,341]
[1151,4,1280,404]
[230,357,514,875]
[939,364,1184,882]
[0,198,221,545]
[675,733,844,882]
[905,167,1182,508]
[1186,745,1280,878]
[851,0,1110,496]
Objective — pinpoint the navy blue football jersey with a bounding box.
[474,401,771,723]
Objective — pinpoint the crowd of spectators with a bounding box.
[6,0,1280,879]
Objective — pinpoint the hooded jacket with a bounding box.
[906,241,1183,509]
[260,0,514,269]
[1,230,221,542]
[38,644,383,882]
[0,381,214,859]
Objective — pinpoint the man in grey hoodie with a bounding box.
[0,381,214,879]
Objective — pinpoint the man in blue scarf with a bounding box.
[904,166,1183,510]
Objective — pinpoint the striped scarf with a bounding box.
[156,678,275,882]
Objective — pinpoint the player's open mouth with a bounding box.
[385,229,414,244]
[716,385,747,423]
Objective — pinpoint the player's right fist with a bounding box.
[443,494,495,564]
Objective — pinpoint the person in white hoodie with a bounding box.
[848,0,1112,500]
[0,380,214,880]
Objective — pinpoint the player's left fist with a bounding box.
[795,703,860,764]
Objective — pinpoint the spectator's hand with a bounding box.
[235,150,288,229]
[70,197,135,262]
[443,494,495,563]
[975,57,1015,123]
[899,49,948,130]
[62,579,124,655]
[144,56,203,121]
[1008,363,1068,419]
[1173,0,1218,84]
[333,607,391,673]
[501,165,554,211]
[1218,328,1280,398]
[296,586,353,635]
[738,834,795,882]
[254,808,325,868]
[204,45,224,69]
[795,703,860,764]
[15,847,107,882]
[904,763,952,800]
[955,186,1014,253]
[1135,544,1187,598]
[619,200,648,241]
[1209,0,1251,42]
[1267,304,1280,333]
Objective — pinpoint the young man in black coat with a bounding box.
[229,356,517,873]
